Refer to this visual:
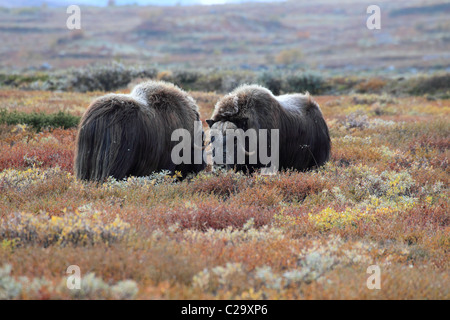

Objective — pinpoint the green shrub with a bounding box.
[0,73,49,87]
[408,74,450,95]
[258,72,283,95]
[63,63,158,92]
[1,65,448,97]
[284,72,325,94]
[195,72,225,92]
[171,70,201,91]
[0,109,80,131]
[193,70,257,93]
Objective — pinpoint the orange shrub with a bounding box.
[0,128,76,172]
[355,78,387,93]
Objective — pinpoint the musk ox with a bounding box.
[206,84,330,174]
[75,80,205,181]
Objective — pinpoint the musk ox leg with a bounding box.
[75,96,160,181]
[190,142,207,174]
[171,138,206,179]
[190,129,207,174]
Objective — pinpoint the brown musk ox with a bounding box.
[206,84,330,174]
[74,81,205,181]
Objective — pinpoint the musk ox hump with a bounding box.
[131,80,206,176]
[131,80,199,114]
[276,92,320,115]
[213,95,239,118]
[212,85,276,122]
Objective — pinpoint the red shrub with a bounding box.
[188,171,246,197]
[0,128,76,172]
[153,201,275,231]
[269,171,328,201]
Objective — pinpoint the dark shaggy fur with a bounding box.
[206,84,331,173]
[75,81,205,181]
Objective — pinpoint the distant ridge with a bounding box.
[389,3,450,17]
[0,0,285,8]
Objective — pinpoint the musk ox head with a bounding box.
[206,85,276,173]
[207,84,330,174]
[205,120,255,171]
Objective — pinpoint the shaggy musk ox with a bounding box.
[206,84,330,173]
[75,81,205,181]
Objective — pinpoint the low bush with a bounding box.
[284,72,326,95]
[2,66,448,97]
[63,63,158,92]
[0,109,80,131]
[0,73,49,87]
[0,210,131,247]
[355,78,387,94]
[408,73,450,95]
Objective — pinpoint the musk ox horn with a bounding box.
[243,149,257,157]
[193,142,208,150]
[74,81,206,181]
[238,141,257,156]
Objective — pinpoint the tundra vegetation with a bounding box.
[0,77,448,299]
[0,0,448,300]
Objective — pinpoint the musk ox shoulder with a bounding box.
[74,80,205,181]
[206,84,330,173]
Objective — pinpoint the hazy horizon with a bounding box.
[0,0,287,7]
